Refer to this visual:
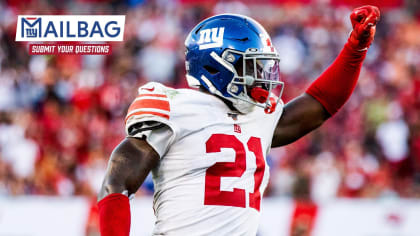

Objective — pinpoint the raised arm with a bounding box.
[271,93,329,147]
[272,5,380,148]
[98,137,160,236]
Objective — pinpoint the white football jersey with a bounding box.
[125,82,284,236]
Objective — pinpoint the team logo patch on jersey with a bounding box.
[197,27,224,50]
[234,124,241,133]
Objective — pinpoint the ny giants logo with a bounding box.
[197,27,224,50]
[234,124,241,133]
[21,17,41,38]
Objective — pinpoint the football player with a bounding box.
[98,5,380,236]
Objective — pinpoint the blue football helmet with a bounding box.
[185,14,284,113]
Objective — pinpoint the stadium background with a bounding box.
[0,0,419,235]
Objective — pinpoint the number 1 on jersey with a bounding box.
[204,134,265,211]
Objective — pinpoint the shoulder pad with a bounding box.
[125,82,171,123]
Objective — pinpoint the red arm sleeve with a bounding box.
[305,42,367,115]
[98,193,131,236]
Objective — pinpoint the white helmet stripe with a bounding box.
[210,51,235,73]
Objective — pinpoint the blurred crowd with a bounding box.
[0,0,419,202]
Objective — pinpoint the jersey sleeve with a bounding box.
[125,82,177,158]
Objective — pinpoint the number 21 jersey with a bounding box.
[125,82,284,236]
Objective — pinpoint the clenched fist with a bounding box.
[348,5,380,51]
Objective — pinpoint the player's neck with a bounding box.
[198,86,239,113]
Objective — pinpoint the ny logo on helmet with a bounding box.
[197,27,224,50]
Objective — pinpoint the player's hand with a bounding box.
[348,5,380,51]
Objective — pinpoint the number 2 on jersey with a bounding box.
[204,134,265,211]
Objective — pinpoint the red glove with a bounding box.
[348,5,380,51]
[306,6,380,115]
